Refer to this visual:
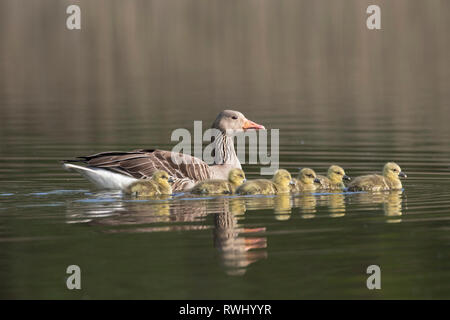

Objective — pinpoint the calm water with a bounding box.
[1,0,450,299]
[1,100,449,299]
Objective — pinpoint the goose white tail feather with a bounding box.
[63,163,138,190]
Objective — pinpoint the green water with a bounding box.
[1,0,450,299]
[1,101,449,299]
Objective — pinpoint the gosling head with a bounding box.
[228,168,246,187]
[327,165,351,184]
[152,170,174,192]
[272,169,294,189]
[211,110,265,134]
[383,162,407,181]
[298,168,320,185]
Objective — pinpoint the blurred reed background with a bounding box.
[0,0,449,141]
[1,1,450,300]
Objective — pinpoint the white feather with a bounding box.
[63,163,138,190]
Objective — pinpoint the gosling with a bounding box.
[315,165,351,191]
[347,162,407,192]
[291,168,321,193]
[236,169,294,195]
[190,168,246,195]
[124,170,173,196]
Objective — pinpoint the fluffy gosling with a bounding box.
[236,169,294,195]
[315,165,351,191]
[190,168,246,195]
[347,162,407,192]
[124,170,173,196]
[291,168,321,193]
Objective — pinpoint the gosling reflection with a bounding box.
[383,190,403,218]
[293,193,317,219]
[237,195,292,220]
[66,192,212,231]
[213,198,267,276]
[274,194,292,220]
[351,190,403,220]
[325,192,346,217]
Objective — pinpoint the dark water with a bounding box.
[1,101,450,299]
[1,0,450,299]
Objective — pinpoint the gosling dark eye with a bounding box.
[231,116,238,120]
[392,169,397,172]
[336,172,342,175]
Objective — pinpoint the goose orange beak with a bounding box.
[242,119,265,130]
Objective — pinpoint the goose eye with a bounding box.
[231,116,238,120]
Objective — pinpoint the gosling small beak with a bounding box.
[398,171,407,178]
[289,179,296,185]
[242,179,247,183]
[168,177,175,183]
[242,119,265,130]
[343,175,351,181]
[314,178,321,183]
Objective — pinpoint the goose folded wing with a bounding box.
[75,149,213,181]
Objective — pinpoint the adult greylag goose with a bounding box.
[124,170,173,197]
[347,162,406,192]
[63,110,265,191]
[236,169,294,195]
[315,165,351,191]
[290,168,320,193]
[190,168,246,195]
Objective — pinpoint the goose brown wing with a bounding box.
[72,149,213,181]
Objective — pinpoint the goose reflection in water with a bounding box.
[293,193,317,219]
[350,190,404,222]
[213,198,267,276]
[317,192,346,218]
[240,194,293,220]
[66,194,268,275]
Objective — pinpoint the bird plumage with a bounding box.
[124,170,173,197]
[62,110,264,191]
[291,168,320,193]
[236,169,293,195]
[347,162,406,191]
[190,168,246,195]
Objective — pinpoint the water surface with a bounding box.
[1,0,450,299]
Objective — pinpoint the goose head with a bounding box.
[327,165,351,184]
[383,162,407,181]
[272,169,294,192]
[211,110,265,134]
[152,170,173,194]
[228,168,246,187]
[298,168,320,185]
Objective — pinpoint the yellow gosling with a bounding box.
[315,165,351,191]
[291,168,320,193]
[347,162,407,192]
[190,168,246,195]
[236,169,294,195]
[124,170,173,197]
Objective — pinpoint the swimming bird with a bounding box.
[124,170,174,197]
[347,162,407,191]
[291,168,321,193]
[63,110,265,191]
[315,165,351,191]
[236,169,294,195]
[190,168,246,195]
